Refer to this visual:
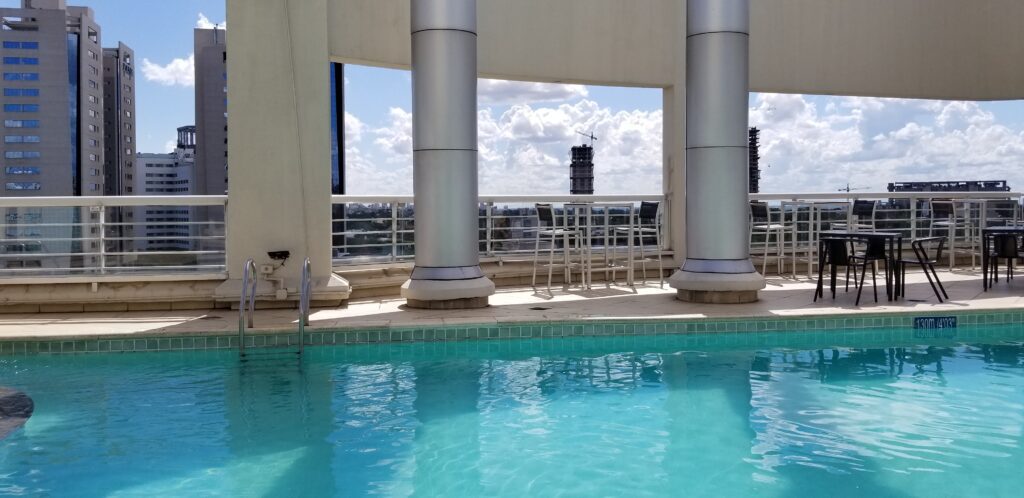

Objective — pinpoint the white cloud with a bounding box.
[348,98,662,195]
[751,93,1024,193]
[344,112,364,144]
[479,79,588,105]
[196,13,226,30]
[164,139,176,153]
[141,54,195,87]
[138,13,222,88]
[373,107,413,160]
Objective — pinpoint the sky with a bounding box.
[5,0,1023,195]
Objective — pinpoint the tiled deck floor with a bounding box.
[2,269,1023,341]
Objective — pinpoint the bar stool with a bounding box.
[833,200,877,232]
[983,199,1020,227]
[531,203,582,294]
[929,200,976,269]
[750,202,785,275]
[612,201,663,287]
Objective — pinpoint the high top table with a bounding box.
[981,226,1024,291]
[817,230,904,302]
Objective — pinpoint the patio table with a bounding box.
[817,230,904,302]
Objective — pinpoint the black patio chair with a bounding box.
[814,238,859,302]
[989,233,1020,286]
[899,237,948,302]
[850,237,886,305]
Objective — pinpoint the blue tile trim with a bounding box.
[2,309,1023,356]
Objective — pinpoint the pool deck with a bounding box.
[1,268,1023,342]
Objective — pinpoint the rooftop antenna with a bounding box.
[577,131,597,147]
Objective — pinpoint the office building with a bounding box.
[133,127,196,253]
[194,27,227,195]
[1,1,133,273]
[0,0,105,197]
[102,42,135,196]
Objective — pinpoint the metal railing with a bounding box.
[2,192,1019,278]
[238,258,257,357]
[748,191,1024,275]
[0,195,227,278]
[298,257,311,356]
[330,194,665,266]
[331,192,1023,271]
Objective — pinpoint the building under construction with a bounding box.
[570,145,595,195]
[748,127,761,194]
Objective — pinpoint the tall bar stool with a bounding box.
[929,200,976,269]
[833,200,878,232]
[612,201,664,287]
[750,202,786,275]
[782,201,817,279]
[531,203,582,294]
[983,199,1020,227]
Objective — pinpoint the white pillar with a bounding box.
[401,0,495,309]
[668,0,764,303]
[217,0,350,305]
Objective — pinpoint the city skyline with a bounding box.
[3,0,1023,195]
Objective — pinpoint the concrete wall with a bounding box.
[326,0,1024,100]
[225,0,349,300]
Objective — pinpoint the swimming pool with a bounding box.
[1,325,1023,497]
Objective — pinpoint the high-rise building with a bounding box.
[133,127,196,253]
[0,0,105,197]
[569,145,594,195]
[102,42,135,196]
[748,127,761,194]
[194,27,227,195]
[1,1,133,273]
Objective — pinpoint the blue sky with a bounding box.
[4,1,1023,195]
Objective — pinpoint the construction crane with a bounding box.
[577,131,597,147]
[838,183,870,193]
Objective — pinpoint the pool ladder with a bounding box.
[238,257,309,360]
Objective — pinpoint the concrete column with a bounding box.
[217,0,350,306]
[669,0,764,304]
[401,0,495,309]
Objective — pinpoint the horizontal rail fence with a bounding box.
[749,192,1024,272]
[334,192,1024,269]
[0,196,227,277]
[3,192,1018,277]
[331,195,665,265]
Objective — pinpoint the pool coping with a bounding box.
[1,306,1022,356]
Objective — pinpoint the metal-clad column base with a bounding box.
[401,277,495,309]
[669,0,764,303]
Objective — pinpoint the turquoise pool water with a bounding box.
[1,327,1023,497]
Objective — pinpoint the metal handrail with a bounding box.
[298,257,311,355]
[238,258,257,356]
